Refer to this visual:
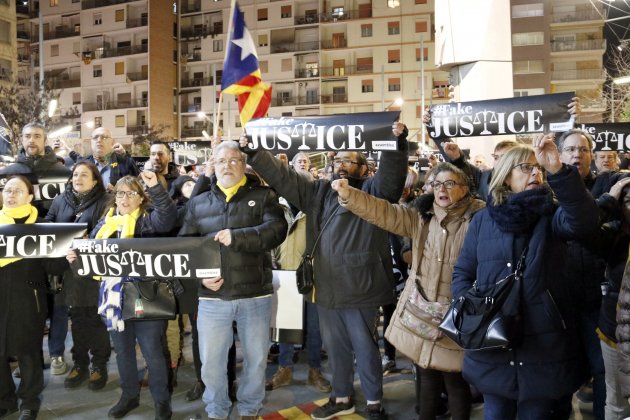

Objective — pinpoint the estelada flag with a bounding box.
[0,112,12,156]
[221,3,271,126]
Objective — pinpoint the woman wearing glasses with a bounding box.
[67,172,176,420]
[332,162,485,420]
[0,176,67,420]
[451,135,598,419]
[46,162,110,391]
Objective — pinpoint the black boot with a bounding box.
[155,401,172,420]
[108,396,140,418]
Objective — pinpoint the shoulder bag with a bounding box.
[296,207,338,294]
[122,279,177,321]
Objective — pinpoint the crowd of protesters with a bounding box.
[2,96,630,420]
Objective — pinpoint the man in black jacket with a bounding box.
[239,122,408,420]
[179,141,287,420]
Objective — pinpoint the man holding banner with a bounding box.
[240,121,408,420]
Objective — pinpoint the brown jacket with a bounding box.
[341,190,485,371]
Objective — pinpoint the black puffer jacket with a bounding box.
[70,151,140,187]
[245,145,408,309]
[0,146,71,179]
[46,186,110,307]
[178,174,287,300]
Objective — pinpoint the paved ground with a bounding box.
[5,325,597,419]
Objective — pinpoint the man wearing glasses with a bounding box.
[239,122,409,420]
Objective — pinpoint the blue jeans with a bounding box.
[317,306,382,401]
[483,393,572,420]
[578,309,605,420]
[110,320,169,404]
[198,297,272,419]
[48,304,68,357]
[279,300,323,368]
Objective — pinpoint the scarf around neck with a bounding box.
[0,204,38,267]
[218,176,247,202]
[95,207,140,240]
[487,186,555,234]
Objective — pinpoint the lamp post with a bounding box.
[612,75,630,123]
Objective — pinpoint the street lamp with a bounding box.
[386,97,404,110]
[47,99,58,118]
[612,75,630,122]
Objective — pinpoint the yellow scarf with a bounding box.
[218,176,247,202]
[0,204,38,267]
[95,207,141,240]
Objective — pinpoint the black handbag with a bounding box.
[296,208,338,295]
[438,246,527,351]
[122,279,177,321]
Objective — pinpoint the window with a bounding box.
[388,77,400,91]
[388,49,400,63]
[0,20,9,44]
[258,34,268,47]
[388,22,400,35]
[213,39,223,52]
[115,61,124,75]
[415,0,427,4]
[50,0,59,6]
[513,60,544,74]
[361,24,372,37]
[259,60,268,73]
[115,9,125,22]
[416,47,428,61]
[514,88,545,97]
[281,58,292,72]
[361,79,373,93]
[94,13,102,25]
[50,44,59,57]
[512,3,543,18]
[115,115,125,127]
[415,21,427,33]
[257,8,268,21]
[93,65,102,77]
[281,5,291,18]
[72,92,80,105]
[356,57,373,72]
[94,117,102,128]
[512,32,544,46]
[332,7,344,17]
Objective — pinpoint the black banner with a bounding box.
[169,141,213,166]
[0,223,87,258]
[576,123,630,152]
[0,174,68,202]
[71,236,221,279]
[428,92,575,139]
[243,111,401,153]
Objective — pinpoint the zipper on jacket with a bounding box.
[34,289,41,313]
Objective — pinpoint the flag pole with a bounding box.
[214,0,238,140]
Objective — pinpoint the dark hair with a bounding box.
[69,161,106,194]
[6,175,35,195]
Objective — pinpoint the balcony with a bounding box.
[295,14,319,25]
[551,68,605,81]
[550,39,605,53]
[321,94,347,104]
[17,53,30,63]
[321,39,347,49]
[126,17,148,29]
[126,71,148,82]
[83,99,147,112]
[44,26,80,41]
[320,9,372,22]
[552,9,602,24]
[87,44,148,60]
[271,96,320,106]
[0,69,12,82]
[126,125,148,135]
[82,0,135,10]
[49,76,81,89]
[181,26,216,39]
[320,64,373,77]
[181,76,214,88]
[16,0,29,15]
[17,30,30,40]
[180,52,202,63]
[181,127,205,137]
[271,96,296,107]
[180,1,201,14]
[60,107,81,120]
[182,103,202,113]
[271,41,319,54]
[295,68,319,78]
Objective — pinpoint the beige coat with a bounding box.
[341,190,485,371]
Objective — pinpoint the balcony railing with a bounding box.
[16,1,29,15]
[126,17,148,29]
[295,68,319,78]
[181,76,214,88]
[551,39,605,52]
[49,77,81,89]
[321,94,347,104]
[17,53,30,63]
[181,127,205,137]
[320,9,372,22]
[82,0,135,10]
[180,1,201,14]
[320,39,347,49]
[320,64,373,77]
[182,103,202,113]
[552,9,602,24]
[126,125,148,135]
[181,26,216,39]
[0,70,12,82]
[60,108,81,119]
[88,44,148,59]
[271,41,319,54]
[551,69,605,81]
[271,96,320,106]
[126,71,148,82]
[295,14,319,25]
[17,30,30,40]
[83,99,147,112]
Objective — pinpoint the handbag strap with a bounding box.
[413,214,433,301]
[305,205,339,258]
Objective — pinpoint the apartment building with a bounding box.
[0,0,17,87]
[18,0,175,153]
[177,0,450,143]
[511,0,606,123]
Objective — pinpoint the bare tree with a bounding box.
[0,79,56,154]
[607,47,630,123]
[131,124,171,156]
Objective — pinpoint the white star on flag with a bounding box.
[231,27,258,61]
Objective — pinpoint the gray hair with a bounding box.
[22,121,47,140]
[557,128,594,151]
[214,140,247,163]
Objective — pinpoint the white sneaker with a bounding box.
[50,356,67,375]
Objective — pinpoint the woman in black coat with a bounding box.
[0,175,67,420]
[45,162,110,390]
[452,136,599,419]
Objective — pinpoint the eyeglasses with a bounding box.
[513,163,545,174]
[115,190,140,198]
[216,158,244,167]
[2,189,26,196]
[562,146,591,154]
[333,158,360,166]
[430,180,462,190]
